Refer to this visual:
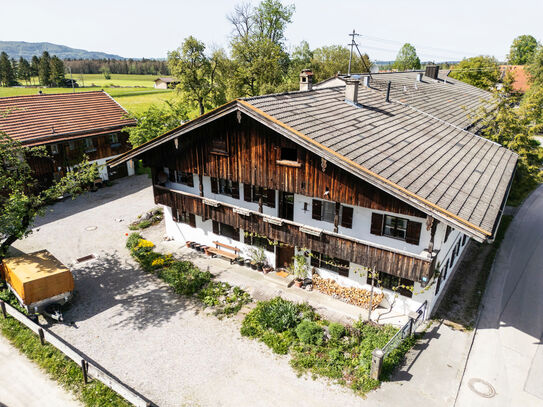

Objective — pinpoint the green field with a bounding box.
[0,74,176,114]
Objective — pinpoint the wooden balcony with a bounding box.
[154,185,437,282]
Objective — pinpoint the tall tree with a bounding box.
[473,72,543,202]
[38,51,51,86]
[17,57,31,84]
[123,101,189,147]
[393,43,421,71]
[526,45,543,87]
[228,0,294,96]
[311,45,371,81]
[449,56,500,90]
[508,35,539,65]
[30,55,40,84]
[0,131,97,261]
[49,55,65,86]
[0,52,16,86]
[168,36,219,115]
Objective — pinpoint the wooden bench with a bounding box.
[205,241,240,263]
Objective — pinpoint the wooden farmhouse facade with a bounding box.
[0,91,137,186]
[110,69,517,316]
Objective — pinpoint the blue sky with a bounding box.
[2,0,542,61]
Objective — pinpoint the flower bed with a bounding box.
[312,274,384,310]
[126,233,251,317]
[240,296,415,394]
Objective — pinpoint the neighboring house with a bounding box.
[0,91,137,185]
[109,69,517,317]
[154,77,179,89]
[499,65,530,93]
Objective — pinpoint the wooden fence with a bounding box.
[0,300,153,407]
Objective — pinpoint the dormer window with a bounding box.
[276,147,301,167]
[210,135,228,156]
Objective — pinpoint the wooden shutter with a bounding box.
[340,206,353,228]
[212,220,219,234]
[312,199,322,220]
[406,221,422,245]
[370,213,384,236]
[266,189,276,208]
[444,225,452,242]
[169,168,176,182]
[231,181,240,199]
[244,183,252,202]
[210,177,218,193]
[189,214,196,228]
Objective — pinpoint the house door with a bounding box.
[276,245,295,270]
[279,192,294,221]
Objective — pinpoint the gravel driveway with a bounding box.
[12,175,365,407]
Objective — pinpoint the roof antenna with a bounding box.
[347,30,372,79]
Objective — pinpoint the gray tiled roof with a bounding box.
[313,71,492,130]
[244,84,517,238]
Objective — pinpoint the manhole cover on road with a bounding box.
[85,226,98,231]
[468,378,496,398]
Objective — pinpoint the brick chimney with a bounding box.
[345,78,359,104]
[299,69,314,91]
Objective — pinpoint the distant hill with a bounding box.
[0,41,124,60]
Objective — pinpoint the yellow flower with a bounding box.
[151,258,165,267]
[136,239,155,249]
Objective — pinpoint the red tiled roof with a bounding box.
[500,65,530,93]
[0,91,137,146]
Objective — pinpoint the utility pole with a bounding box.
[348,29,360,76]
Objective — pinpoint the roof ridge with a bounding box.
[0,90,107,100]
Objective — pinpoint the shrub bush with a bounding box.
[329,322,346,341]
[126,232,142,249]
[295,320,324,346]
[254,297,301,333]
[159,261,212,295]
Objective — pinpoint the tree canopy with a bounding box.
[449,56,501,90]
[123,101,189,147]
[0,52,16,86]
[0,132,97,260]
[311,45,371,82]
[393,43,421,71]
[508,35,539,65]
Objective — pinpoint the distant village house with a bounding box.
[154,77,179,89]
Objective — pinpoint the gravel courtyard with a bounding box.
[12,175,366,407]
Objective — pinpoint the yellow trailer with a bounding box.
[1,250,74,320]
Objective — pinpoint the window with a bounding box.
[280,147,297,161]
[176,171,194,187]
[310,251,349,277]
[212,220,240,241]
[383,215,408,239]
[462,235,468,246]
[312,199,336,223]
[50,144,59,154]
[367,271,413,298]
[68,140,76,151]
[210,135,228,155]
[84,138,95,152]
[178,211,196,227]
[210,177,239,199]
[243,184,275,208]
[110,134,120,146]
[340,206,353,229]
[247,234,274,252]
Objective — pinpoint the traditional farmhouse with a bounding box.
[154,77,179,89]
[109,68,517,317]
[0,91,137,185]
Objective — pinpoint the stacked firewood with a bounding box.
[312,274,384,310]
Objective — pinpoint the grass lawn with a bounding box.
[0,85,175,114]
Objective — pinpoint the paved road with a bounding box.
[456,185,543,407]
[0,335,82,407]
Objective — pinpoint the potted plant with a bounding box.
[244,259,252,268]
[235,257,244,266]
[290,254,308,288]
[248,247,266,272]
